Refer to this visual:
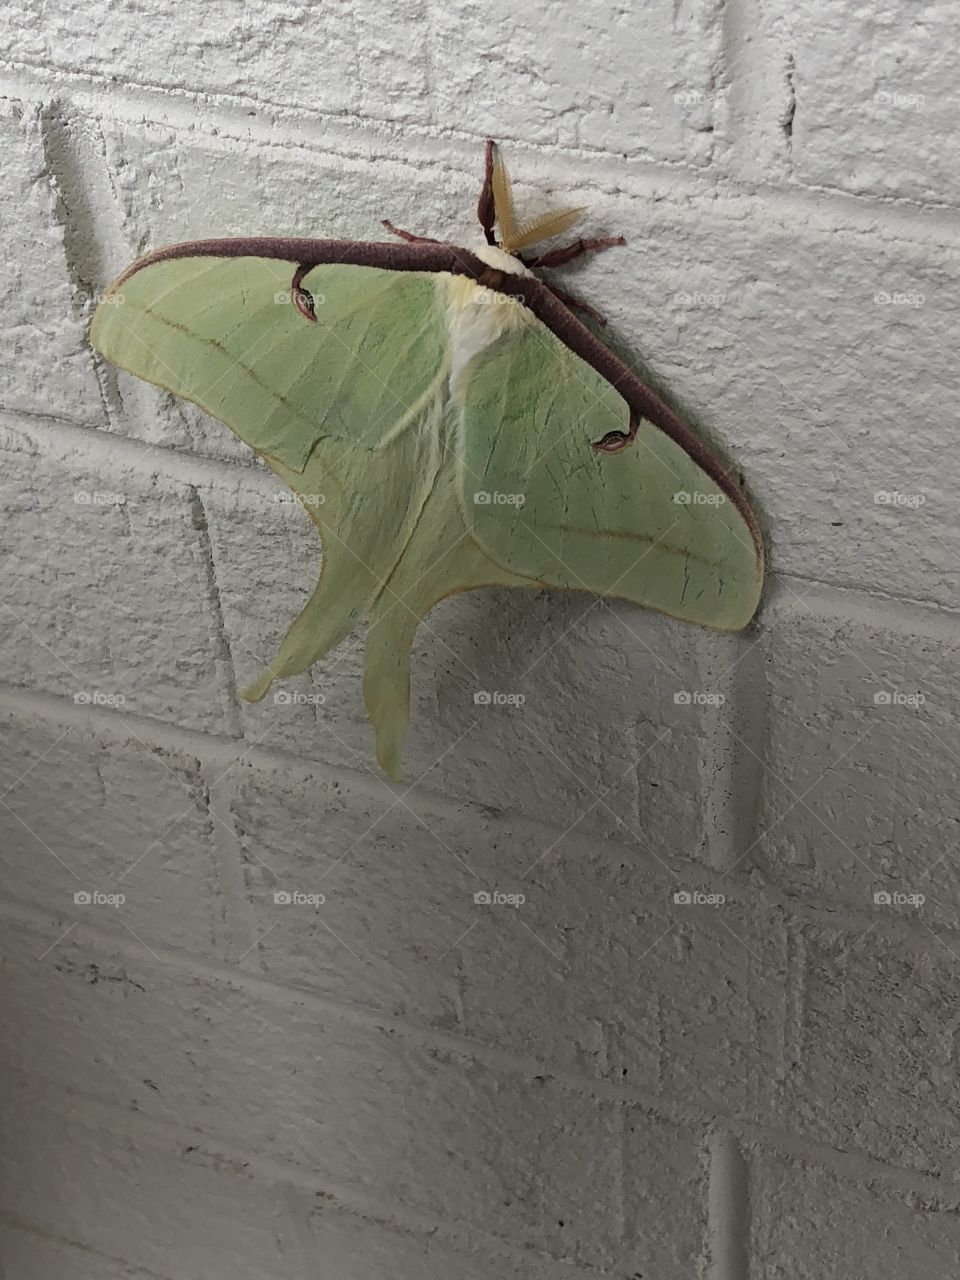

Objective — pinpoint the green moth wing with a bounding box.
[242,407,445,714]
[456,321,761,631]
[362,457,531,778]
[91,256,450,467]
[91,255,456,751]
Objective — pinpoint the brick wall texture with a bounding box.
[0,3,958,1276]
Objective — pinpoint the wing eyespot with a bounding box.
[291,263,317,323]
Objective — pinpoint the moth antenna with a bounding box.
[491,145,519,252]
[509,206,586,252]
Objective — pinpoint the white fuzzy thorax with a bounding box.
[443,245,534,399]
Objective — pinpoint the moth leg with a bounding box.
[381,219,442,244]
[477,138,498,246]
[527,235,626,269]
[593,410,640,453]
[540,281,608,326]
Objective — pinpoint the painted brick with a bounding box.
[748,1145,960,1278]
[784,921,960,1176]
[0,703,224,955]
[305,1205,602,1280]
[223,756,785,1117]
[777,0,960,204]
[0,1074,291,1280]
[0,426,236,733]
[432,0,725,165]
[754,584,960,927]
[0,99,103,424]
[2,0,430,122]
[621,1109,710,1275]
[0,1225,168,1280]
[2,9,959,1268]
[597,882,785,1118]
[0,916,623,1265]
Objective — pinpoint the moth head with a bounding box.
[489,143,585,257]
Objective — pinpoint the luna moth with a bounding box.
[90,141,763,781]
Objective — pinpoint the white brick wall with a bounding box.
[0,1,957,1274]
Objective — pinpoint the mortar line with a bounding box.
[707,1129,751,1280]
[0,1209,177,1280]
[185,485,244,736]
[2,64,960,245]
[35,101,118,428]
